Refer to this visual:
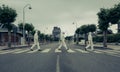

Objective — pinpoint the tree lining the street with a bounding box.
[75,24,96,45]
[25,23,34,45]
[97,3,120,48]
[0,4,17,48]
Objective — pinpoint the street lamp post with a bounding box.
[22,4,32,45]
[73,16,80,44]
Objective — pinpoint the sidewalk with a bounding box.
[0,44,30,50]
[78,42,120,51]
[95,43,120,50]
[0,42,50,50]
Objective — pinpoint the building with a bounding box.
[0,24,23,46]
[52,27,61,41]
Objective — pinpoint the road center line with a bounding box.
[56,55,60,72]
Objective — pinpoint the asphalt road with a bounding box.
[0,42,120,72]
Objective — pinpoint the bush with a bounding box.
[93,33,120,43]
[93,36,103,42]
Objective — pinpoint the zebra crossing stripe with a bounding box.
[55,49,61,53]
[27,49,38,53]
[67,49,75,53]
[0,50,4,53]
[114,50,120,53]
[41,49,50,53]
[13,49,30,54]
[0,49,22,54]
[75,49,89,53]
[105,51,119,55]
[93,50,102,53]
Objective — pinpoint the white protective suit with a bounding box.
[30,31,41,50]
[58,32,69,50]
[85,32,94,50]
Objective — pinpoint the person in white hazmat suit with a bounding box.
[85,32,94,51]
[30,30,41,51]
[58,32,69,50]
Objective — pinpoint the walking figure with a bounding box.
[58,32,69,50]
[30,30,41,51]
[85,32,94,51]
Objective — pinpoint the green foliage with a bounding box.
[80,25,89,34]
[75,24,96,45]
[75,28,83,34]
[0,4,17,26]
[0,5,17,48]
[31,30,35,35]
[0,5,17,23]
[25,23,34,32]
[88,24,96,32]
[109,3,120,24]
[75,24,96,34]
[65,36,73,41]
[97,29,113,34]
[39,33,45,40]
[97,8,110,31]
[93,33,120,43]
[18,23,23,30]
[18,23,34,32]
[93,36,103,42]
[38,30,41,36]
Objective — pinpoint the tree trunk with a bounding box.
[84,34,87,46]
[76,34,79,44]
[8,30,11,48]
[103,31,107,48]
[117,23,120,33]
[28,31,30,46]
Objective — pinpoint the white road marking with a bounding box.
[13,49,30,54]
[56,55,60,72]
[92,50,120,57]
[113,50,120,53]
[55,49,61,53]
[75,49,89,53]
[41,49,50,53]
[105,53,120,58]
[104,51,119,54]
[93,50,103,53]
[0,50,4,53]
[0,49,22,54]
[27,49,38,53]
[67,49,75,53]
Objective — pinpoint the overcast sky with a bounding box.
[1,0,120,36]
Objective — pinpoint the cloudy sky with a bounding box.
[1,0,120,36]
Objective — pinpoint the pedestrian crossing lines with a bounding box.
[0,48,107,54]
[55,49,75,53]
[97,50,120,57]
[0,48,52,54]
[13,49,30,54]
[41,49,50,53]
[92,50,103,53]
[0,49,22,54]
[27,49,38,53]
[0,48,120,58]
[55,49,61,53]
[75,49,89,53]
[67,49,75,53]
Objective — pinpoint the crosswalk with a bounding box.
[0,48,120,57]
